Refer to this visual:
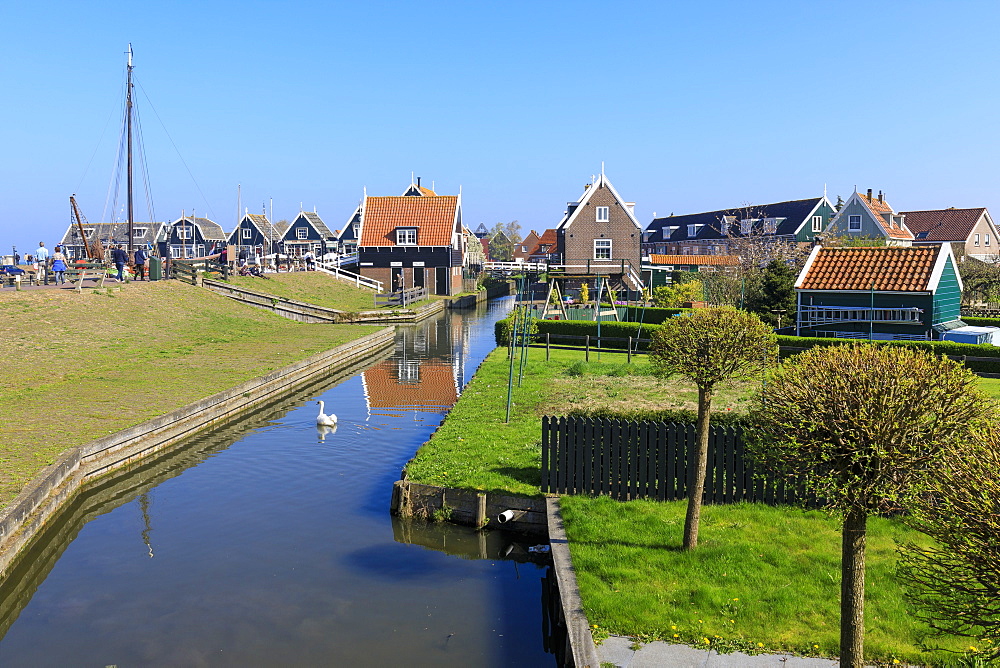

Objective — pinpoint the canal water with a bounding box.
[0,297,562,667]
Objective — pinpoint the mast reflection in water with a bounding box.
[0,297,559,667]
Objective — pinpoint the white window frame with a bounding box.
[986,234,991,247]
[177,225,192,240]
[812,215,823,233]
[296,227,309,240]
[848,215,862,232]
[596,206,610,222]
[764,218,778,234]
[594,238,612,260]
[132,227,147,239]
[83,228,95,238]
[687,225,698,238]
[242,228,253,239]
[396,228,417,246]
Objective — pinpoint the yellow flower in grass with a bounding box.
[757,643,764,648]
[813,645,819,649]
[673,634,679,638]
[703,638,710,644]
[732,598,739,601]
[671,625,677,630]
[893,661,900,665]
[969,646,978,652]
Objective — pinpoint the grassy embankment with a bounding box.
[222,272,435,311]
[407,346,986,665]
[0,281,381,509]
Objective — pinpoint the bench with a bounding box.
[66,261,108,292]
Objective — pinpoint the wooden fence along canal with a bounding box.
[541,416,815,506]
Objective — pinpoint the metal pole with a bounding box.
[505,281,521,423]
[126,44,134,256]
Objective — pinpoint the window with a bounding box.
[177,225,192,240]
[986,234,992,247]
[974,234,981,246]
[83,228,94,238]
[296,227,309,240]
[242,228,253,239]
[133,227,147,238]
[812,215,823,233]
[596,206,610,222]
[848,215,862,231]
[764,218,778,234]
[740,219,755,235]
[687,225,698,238]
[396,228,417,245]
[594,239,612,259]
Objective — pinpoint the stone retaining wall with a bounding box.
[0,327,396,578]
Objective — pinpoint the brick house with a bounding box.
[550,172,643,291]
[357,188,464,295]
[900,207,1000,262]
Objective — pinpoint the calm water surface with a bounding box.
[0,297,560,667]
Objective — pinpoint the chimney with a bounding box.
[878,190,883,203]
[867,188,873,201]
[417,176,421,188]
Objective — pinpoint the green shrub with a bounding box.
[494,317,662,350]
[962,316,1000,327]
[777,334,1000,373]
[566,406,750,428]
[600,304,693,324]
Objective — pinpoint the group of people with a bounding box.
[24,241,150,286]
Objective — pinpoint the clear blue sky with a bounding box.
[2,0,999,257]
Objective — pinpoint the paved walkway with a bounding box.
[599,635,843,667]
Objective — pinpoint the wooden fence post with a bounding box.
[546,332,550,361]
[585,335,590,362]
[627,337,632,364]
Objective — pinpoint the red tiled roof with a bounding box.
[527,228,558,257]
[360,196,458,247]
[899,208,986,242]
[799,246,940,291]
[858,193,913,240]
[649,254,740,266]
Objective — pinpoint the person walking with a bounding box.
[34,242,49,284]
[51,246,68,285]
[134,247,148,281]
[112,244,129,281]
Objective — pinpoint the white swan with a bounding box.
[316,400,338,426]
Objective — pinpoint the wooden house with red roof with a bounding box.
[794,245,963,340]
[824,189,913,246]
[900,207,999,261]
[356,186,464,295]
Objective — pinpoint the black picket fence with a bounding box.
[541,415,816,507]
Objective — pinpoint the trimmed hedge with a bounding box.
[777,334,1000,373]
[599,305,693,325]
[495,317,662,350]
[567,406,749,428]
[962,316,1000,327]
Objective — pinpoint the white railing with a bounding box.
[483,261,547,272]
[316,261,383,291]
[337,252,358,266]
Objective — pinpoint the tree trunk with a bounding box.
[683,385,712,550]
[840,508,867,668]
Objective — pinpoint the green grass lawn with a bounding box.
[560,496,973,666]
[404,346,754,495]
[0,281,381,509]
[223,271,382,312]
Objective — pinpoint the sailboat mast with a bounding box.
[126,43,134,255]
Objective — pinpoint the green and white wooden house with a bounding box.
[822,189,913,246]
[794,244,963,340]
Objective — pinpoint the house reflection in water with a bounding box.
[361,320,466,419]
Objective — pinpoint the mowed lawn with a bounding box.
[223,271,382,312]
[0,282,380,508]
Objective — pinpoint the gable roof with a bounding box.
[360,195,460,246]
[899,207,989,242]
[401,182,437,197]
[648,254,740,266]
[796,246,946,292]
[856,192,913,241]
[60,221,165,248]
[292,211,335,239]
[557,173,642,232]
[527,229,558,257]
[171,216,226,241]
[234,213,282,243]
[645,197,829,244]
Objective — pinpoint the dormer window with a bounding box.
[764,218,778,234]
[687,225,699,238]
[132,227,147,239]
[740,219,756,235]
[296,227,309,240]
[83,228,95,238]
[396,228,417,245]
[596,206,610,222]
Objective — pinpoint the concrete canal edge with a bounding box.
[0,326,397,578]
[546,497,601,668]
[390,480,548,535]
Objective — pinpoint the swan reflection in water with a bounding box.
[316,424,338,441]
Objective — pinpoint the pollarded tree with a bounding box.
[896,428,1000,657]
[750,344,994,668]
[650,307,777,550]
